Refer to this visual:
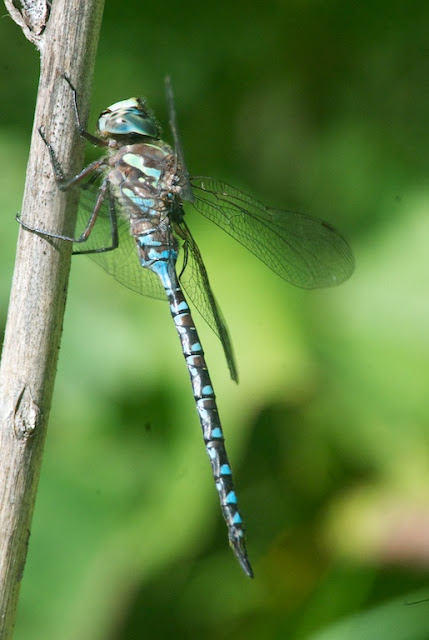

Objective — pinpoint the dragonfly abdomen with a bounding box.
[153,261,253,577]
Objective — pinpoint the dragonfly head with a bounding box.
[97,98,160,141]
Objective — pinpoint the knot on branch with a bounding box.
[13,387,41,440]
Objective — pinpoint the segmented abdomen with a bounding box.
[165,274,253,577]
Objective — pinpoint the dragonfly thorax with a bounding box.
[97,97,160,141]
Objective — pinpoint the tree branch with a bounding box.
[0,1,105,637]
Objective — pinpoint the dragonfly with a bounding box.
[20,75,354,578]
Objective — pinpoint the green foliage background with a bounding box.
[2,1,429,638]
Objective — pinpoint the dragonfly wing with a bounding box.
[178,219,238,382]
[190,177,355,289]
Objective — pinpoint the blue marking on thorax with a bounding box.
[138,237,162,247]
[122,187,155,211]
[145,166,162,181]
[211,427,223,439]
[191,342,202,353]
[123,152,162,183]
[220,464,232,475]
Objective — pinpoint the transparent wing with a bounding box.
[189,177,355,289]
[74,185,166,300]
[178,220,238,382]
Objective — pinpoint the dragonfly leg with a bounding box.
[62,74,108,148]
[38,126,106,189]
[72,183,119,255]
[17,178,118,254]
[16,213,78,242]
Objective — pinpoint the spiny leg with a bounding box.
[62,73,108,148]
[38,126,105,189]
[17,176,118,253]
[71,184,119,255]
[18,126,117,253]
